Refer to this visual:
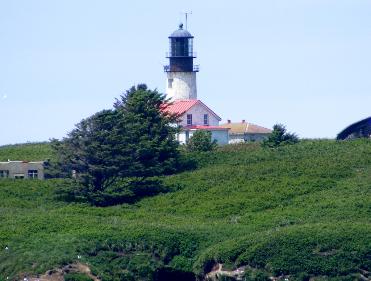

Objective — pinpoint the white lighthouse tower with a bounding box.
[164,23,199,100]
[163,23,230,145]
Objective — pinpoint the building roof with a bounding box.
[0,160,44,164]
[169,24,193,38]
[337,116,371,140]
[163,99,221,121]
[164,99,198,115]
[220,121,272,135]
[184,125,229,131]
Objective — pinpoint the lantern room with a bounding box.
[164,24,199,72]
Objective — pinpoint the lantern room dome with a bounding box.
[169,23,193,38]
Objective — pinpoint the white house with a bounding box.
[163,24,229,145]
[164,100,229,144]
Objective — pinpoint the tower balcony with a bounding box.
[164,65,199,72]
[166,51,197,58]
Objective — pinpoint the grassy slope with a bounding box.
[0,140,370,280]
[0,143,53,162]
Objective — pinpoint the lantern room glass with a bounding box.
[169,38,193,57]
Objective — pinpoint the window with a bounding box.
[0,170,9,178]
[28,170,38,179]
[203,114,209,125]
[168,78,173,88]
[14,174,24,179]
[187,114,192,125]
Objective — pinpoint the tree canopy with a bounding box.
[262,124,299,148]
[50,84,180,206]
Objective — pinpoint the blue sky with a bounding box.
[1,0,370,145]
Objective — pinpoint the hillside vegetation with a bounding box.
[0,140,370,281]
[0,142,53,162]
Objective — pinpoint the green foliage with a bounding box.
[187,130,217,152]
[0,142,54,161]
[243,270,270,281]
[113,84,180,177]
[0,139,370,281]
[168,255,193,272]
[54,177,170,206]
[262,124,299,148]
[50,84,180,206]
[64,273,93,281]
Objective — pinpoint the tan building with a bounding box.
[220,120,272,144]
[0,160,45,179]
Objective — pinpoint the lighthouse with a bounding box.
[164,23,199,100]
[163,23,230,145]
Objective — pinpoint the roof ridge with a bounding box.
[195,100,221,121]
[247,122,272,131]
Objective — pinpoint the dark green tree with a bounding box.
[262,124,299,148]
[187,130,217,152]
[113,84,180,178]
[51,84,180,206]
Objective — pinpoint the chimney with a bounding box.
[227,120,231,124]
[242,120,245,123]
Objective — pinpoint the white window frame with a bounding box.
[28,170,38,179]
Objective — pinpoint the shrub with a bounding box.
[262,124,299,148]
[64,273,93,281]
[243,270,270,281]
[187,131,217,152]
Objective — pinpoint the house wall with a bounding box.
[177,131,188,144]
[166,72,197,100]
[211,130,229,145]
[229,133,270,144]
[178,103,220,127]
[0,161,44,179]
[177,129,229,145]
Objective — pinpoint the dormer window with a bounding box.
[203,114,209,125]
[187,114,192,125]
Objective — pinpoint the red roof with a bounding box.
[184,125,229,131]
[164,100,198,116]
[163,100,221,120]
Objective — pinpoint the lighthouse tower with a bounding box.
[162,23,230,145]
[164,23,199,100]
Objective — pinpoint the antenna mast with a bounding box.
[183,11,192,30]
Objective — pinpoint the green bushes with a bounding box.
[64,273,93,281]
[262,124,299,148]
[187,130,217,152]
[0,139,370,280]
[243,270,270,281]
[0,142,53,161]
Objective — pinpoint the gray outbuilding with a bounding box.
[0,160,45,179]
